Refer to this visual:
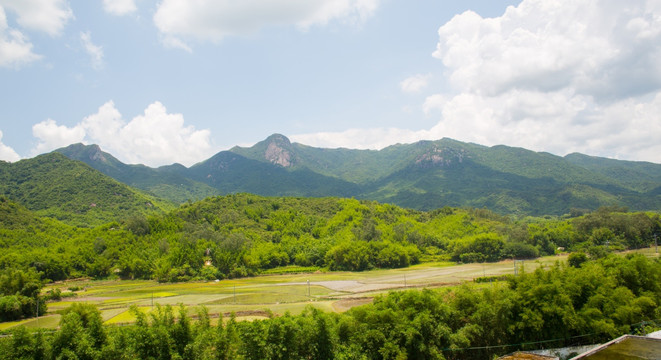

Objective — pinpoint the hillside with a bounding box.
[55,135,661,215]
[56,143,219,203]
[0,152,172,226]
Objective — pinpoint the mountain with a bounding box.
[0,152,172,226]
[54,135,661,216]
[56,143,219,203]
[188,149,361,198]
[565,152,661,193]
[229,135,661,214]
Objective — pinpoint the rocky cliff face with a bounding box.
[88,144,108,163]
[263,134,295,167]
[414,146,467,168]
[265,141,293,167]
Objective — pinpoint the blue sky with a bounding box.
[1,0,660,167]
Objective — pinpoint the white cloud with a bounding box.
[153,0,380,49]
[291,127,427,150]
[0,0,72,68]
[433,0,661,101]
[297,0,661,163]
[31,101,215,167]
[400,74,430,93]
[0,0,73,36]
[0,6,41,68]
[80,31,103,70]
[422,94,446,115]
[102,0,137,16]
[0,130,20,162]
[424,0,661,162]
[32,118,86,155]
[160,35,192,53]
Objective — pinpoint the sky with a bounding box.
[1,0,661,167]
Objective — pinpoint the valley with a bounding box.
[1,254,574,330]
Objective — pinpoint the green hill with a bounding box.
[56,143,219,203]
[0,153,172,226]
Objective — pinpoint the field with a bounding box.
[1,248,656,331]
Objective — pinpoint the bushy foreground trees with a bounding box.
[0,269,46,322]
[2,254,660,360]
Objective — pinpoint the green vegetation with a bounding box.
[56,143,220,204]
[1,254,660,359]
[55,135,661,215]
[1,193,659,287]
[2,136,660,359]
[0,153,172,226]
[0,269,46,322]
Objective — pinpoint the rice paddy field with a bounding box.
[1,249,656,331]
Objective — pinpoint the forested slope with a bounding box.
[1,193,659,284]
[56,143,219,203]
[0,153,171,226]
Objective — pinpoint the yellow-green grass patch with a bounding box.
[104,306,153,325]
[0,315,62,330]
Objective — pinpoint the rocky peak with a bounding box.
[88,144,108,163]
[264,134,295,167]
[414,146,467,168]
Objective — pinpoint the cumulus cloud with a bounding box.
[0,0,73,36]
[80,31,103,70]
[295,0,661,163]
[433,0,661,101]
[400,74,431,93]
[426,0,661,162]
[32,119,86,155]
[153,0,379,49]
[0,6,40,68]
[102,0,137,16]
[31,101,214,167]
[0,0,72,68]
[0,130,20,162]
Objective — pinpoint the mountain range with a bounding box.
[45,134,661,217]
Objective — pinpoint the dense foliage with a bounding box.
[0,153,171,227]
[1,194,659,285]
[1,254,660,359]
[0,269,46,322]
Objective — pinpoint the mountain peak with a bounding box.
[57,143,115,165]
[265,133,291,146]
[264,134,294,167]
[231,134,297,168]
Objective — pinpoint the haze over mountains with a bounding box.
[44,134,661,217]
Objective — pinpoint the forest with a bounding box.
[1,254,660,359]
[1,194,659,286]
[0,189,660,358]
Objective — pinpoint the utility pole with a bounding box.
[307,279,310,297]
[514,260,517,276]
